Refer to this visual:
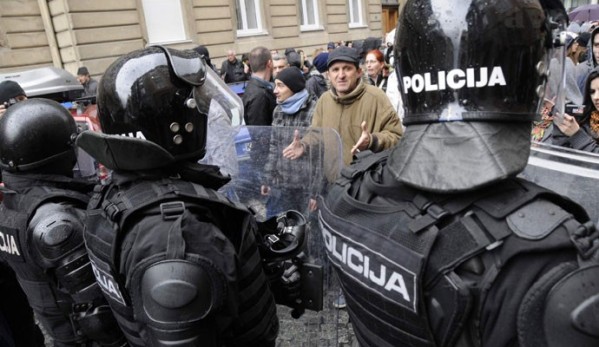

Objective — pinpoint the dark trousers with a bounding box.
[0,263,45,347]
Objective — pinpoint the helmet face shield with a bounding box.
[156,45,207,86]
[194,66,244,126]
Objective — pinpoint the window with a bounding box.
[142,0,187,44]
[348,0,365,28]
[236,0,264,36]
[300,0,321,31]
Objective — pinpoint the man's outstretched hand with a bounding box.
[351,121,372,155]
[283,129,305,160]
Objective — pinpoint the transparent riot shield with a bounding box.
[202,124,353,345]
[521,142,599,223]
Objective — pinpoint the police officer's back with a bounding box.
[76,46,281,347]
[0,99,126,346]
[319,1,599,346]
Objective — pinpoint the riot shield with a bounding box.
[521,142,599,223]
[203,124,355,344]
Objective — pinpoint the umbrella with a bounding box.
[569,4,599,23]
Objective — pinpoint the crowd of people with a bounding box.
[533,18,599,153]
[0,1,598,346]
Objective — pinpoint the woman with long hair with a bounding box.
[553,68,599,152]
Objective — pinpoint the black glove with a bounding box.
[257,210,307,263]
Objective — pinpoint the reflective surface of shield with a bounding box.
[202,124,352,345]
[521,141,599,223]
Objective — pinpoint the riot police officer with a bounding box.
[76,46,296,347]
[0,98,126,346]
[319,0,599,346]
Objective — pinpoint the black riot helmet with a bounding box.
[78,46,213,171]
[0,98,77,174]
[388,0,568,192]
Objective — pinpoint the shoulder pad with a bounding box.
[507,199,571,240]
[31,207,84,263]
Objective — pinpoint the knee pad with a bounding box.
[136,259,226,346]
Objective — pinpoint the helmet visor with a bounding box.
[194,67,245,126]
[155,45,207,86]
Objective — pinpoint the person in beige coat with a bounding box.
[283,46,403,166]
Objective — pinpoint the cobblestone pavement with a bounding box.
[276,288,358,347]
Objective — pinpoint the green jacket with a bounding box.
[311,80,403,165]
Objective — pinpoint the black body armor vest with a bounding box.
[319,151,592,347]
[84,177,279,347]
[0,185,93,345]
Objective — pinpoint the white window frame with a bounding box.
[348,0,366,28]
[141,0,189,44]
[236,0,267,37]
[300,0,322,32]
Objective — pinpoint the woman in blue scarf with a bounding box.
[261,66,318,217]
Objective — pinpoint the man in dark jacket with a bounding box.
[305,52,329,98]
[221,50,249,83]
[242,46,276,126]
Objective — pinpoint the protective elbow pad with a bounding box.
[518,263,599,347]
[137,259,226,346]
[544,265,599,347]
[31,210,85,266]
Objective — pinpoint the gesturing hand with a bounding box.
[351,121,372,155]
[282,129,305,160]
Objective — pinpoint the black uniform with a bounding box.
[0,98,126,347]
[320,152,599,347]
[0,262,45,347]
[0,172,125,347]
[318,0,599,346]
[75,46,294,347]
[83,171,279,347]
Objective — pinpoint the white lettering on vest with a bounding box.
[402,66,507,94]
[119,131,146,140]
[322,227,412,304]
[0,231,20,256]
[90,262,125,305]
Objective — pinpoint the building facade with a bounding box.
[0,0,401,78]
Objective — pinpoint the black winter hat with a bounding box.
[327,46,360,68]
[577,32,591,47]
[0,80,26,104]
[77,66,90,76]
[287,52,302,68]
[275,67,305,93]
[313,52,329,73]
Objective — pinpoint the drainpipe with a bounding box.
[38,0,62,68]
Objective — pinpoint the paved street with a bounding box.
[277,287,359,347]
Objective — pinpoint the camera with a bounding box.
[565,103,584,115]
[565,103,584,120]
[3,98,18,109]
